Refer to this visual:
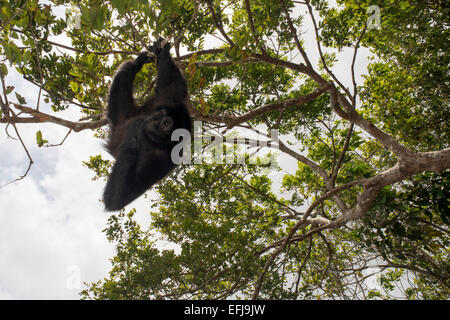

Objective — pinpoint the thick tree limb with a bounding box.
[227,84,331,127]
[329,88,413,159]
[252,144,450,298]
[188,84,330,127]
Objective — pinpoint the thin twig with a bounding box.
[10,28,134,56]
[0,0,29,31]
[350,23,368,107]
[294,238,312,296]
[0,108,33,189]
[229,172,300,217]
[206,0,235,46]
[124,13,149,49]
[279,0,312,67]
[20,73,101,111]
[244,0,267,54]
[331,123,354,185]
[305,0,353,100]
[174,0,200,49]
[44,129,72,147]
[33,38,45,111]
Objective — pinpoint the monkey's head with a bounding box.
[144,107,175,144]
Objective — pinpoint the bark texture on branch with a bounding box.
[1,104,107,132]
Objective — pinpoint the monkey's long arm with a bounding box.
[107,54,152,126]
[152,40,188,104]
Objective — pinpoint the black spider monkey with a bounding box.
[103,38,192,211]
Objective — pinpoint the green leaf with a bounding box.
[15,92,26,104]
[112,0,127,15]
[0,63,8,76]
[4,85,14,95]
[95,7,105,30]
[36,130,48,147]
[70,81,79,93]
[2,41,22,62]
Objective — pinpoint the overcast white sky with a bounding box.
[0,1,372,299]
[0,66,163,299]
[0,95,163,298]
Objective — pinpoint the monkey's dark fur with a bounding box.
[103,38,191,211]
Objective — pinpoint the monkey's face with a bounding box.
[144,107,174,143]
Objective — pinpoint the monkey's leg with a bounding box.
[103,119,147,211]
[103,135,141,211]
[135,148,175,188]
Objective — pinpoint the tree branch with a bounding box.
[188,84,329,127]
[3,104,107,132]
[0,0,29,31]
[252,178,364,298]
[331,123,354,185]
[0,108,33,189]
[350,23,368,106]
[252,142,450,298]
[329,87,413,159]
[227,84,331,127]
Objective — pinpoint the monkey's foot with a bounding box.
[149,37,170,55]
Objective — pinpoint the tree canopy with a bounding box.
[0,0,449,299]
